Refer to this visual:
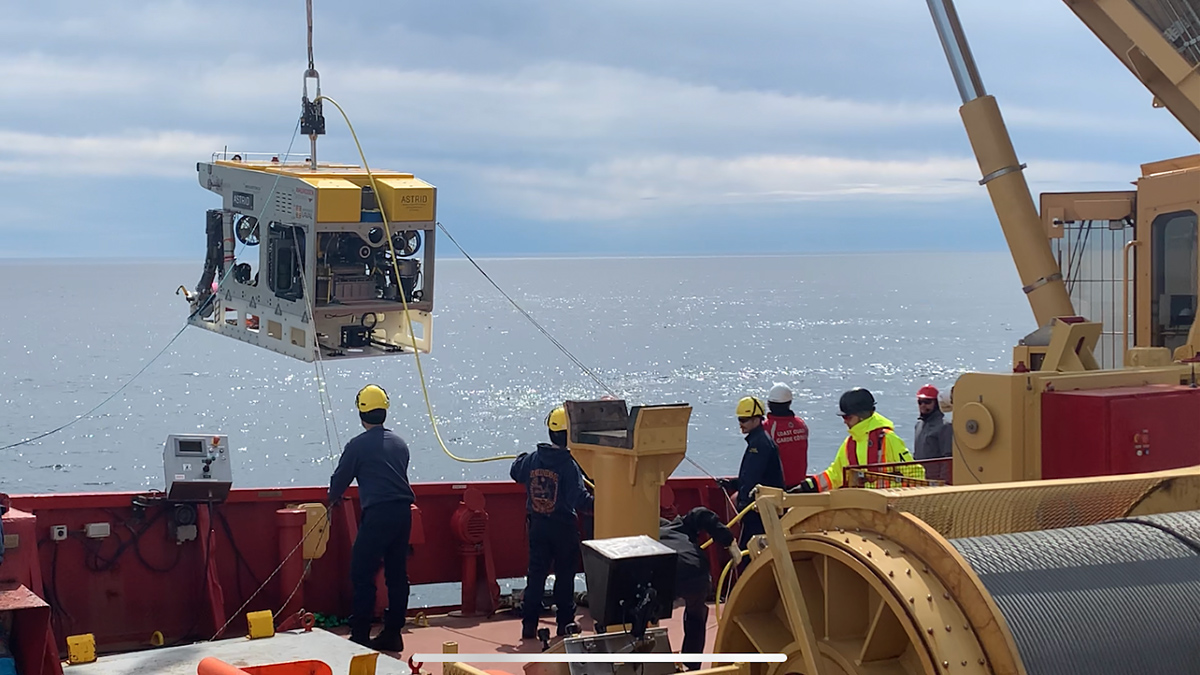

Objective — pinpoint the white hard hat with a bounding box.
[939,390,953,413]
[768,383,793,404]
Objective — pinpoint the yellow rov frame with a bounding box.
[186,156,437,362]
[926,0,1200,484]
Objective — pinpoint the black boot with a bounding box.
[349,615,372,648]
[368,626,403,652]
[368,611,405,652]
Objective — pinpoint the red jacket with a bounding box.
[764,413,809,488]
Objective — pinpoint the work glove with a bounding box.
[726,543,743,566]
[716,477,738,492]
[787,477,818,494]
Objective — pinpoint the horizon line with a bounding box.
[0,249,1010,264]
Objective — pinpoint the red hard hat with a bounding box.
[917,384,939,400]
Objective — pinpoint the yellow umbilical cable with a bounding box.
[316,95,517,465]
[713,549,748,622]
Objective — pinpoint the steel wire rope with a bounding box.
[431,221,739,511]
[435,222,619,398]
[0,121,305,452]
[434,219,741,510]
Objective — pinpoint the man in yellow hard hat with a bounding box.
[791,387,922,493]
[511,406,593,641]
[328,384,415,651]
[717,396,784,557]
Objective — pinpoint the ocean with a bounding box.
[0,253,1029,495]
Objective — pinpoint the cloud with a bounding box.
[0,130,235,176]
[463,153,1139,220]
[0,0,1189,257]
[0,50,1165,158]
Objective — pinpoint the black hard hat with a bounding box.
[839,388,876,417]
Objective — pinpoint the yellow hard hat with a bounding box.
[356,384,390,413]
[546,406,568,432]
[735,396,765,418]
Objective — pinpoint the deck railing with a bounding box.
[842,458,953,489]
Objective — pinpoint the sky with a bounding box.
[0,0,1197,258]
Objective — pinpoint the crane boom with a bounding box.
[925,0,1078,329]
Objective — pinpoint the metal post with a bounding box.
[925,0,987,103]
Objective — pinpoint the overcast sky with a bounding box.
[1,0,1196,258]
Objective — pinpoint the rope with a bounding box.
[0,121,304,452]
[0,324,187,451]
[209,509,331,641]
[433,222,737,500]
[317,97,746,495]
[286,225,343,466]
[432,220,739,499]
[316,95,520,465]
[436,222,619,398]
[274,559,315,621]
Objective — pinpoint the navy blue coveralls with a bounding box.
[328,426,416,638]
[725,425,784,555]
[659,507,735,671]
[511,442,594,636]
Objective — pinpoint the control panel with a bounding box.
[163,434,233,502]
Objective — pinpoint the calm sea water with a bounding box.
[0,254,1029,494]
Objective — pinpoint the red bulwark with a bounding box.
[5,477,736,658]
[1041,384,1200,479]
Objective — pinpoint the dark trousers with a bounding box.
[350,500,412,634]
[676,575,710,671]
[523,516,579,631]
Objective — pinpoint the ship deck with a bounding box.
[69,603,719,674]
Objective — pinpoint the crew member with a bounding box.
[764,383,809,489]
[791,388,923,493]
[511,406,593,640]
[328,384,415,651]
[718,397,785,555]
[914,384,953,483]
[658,507,742,671]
